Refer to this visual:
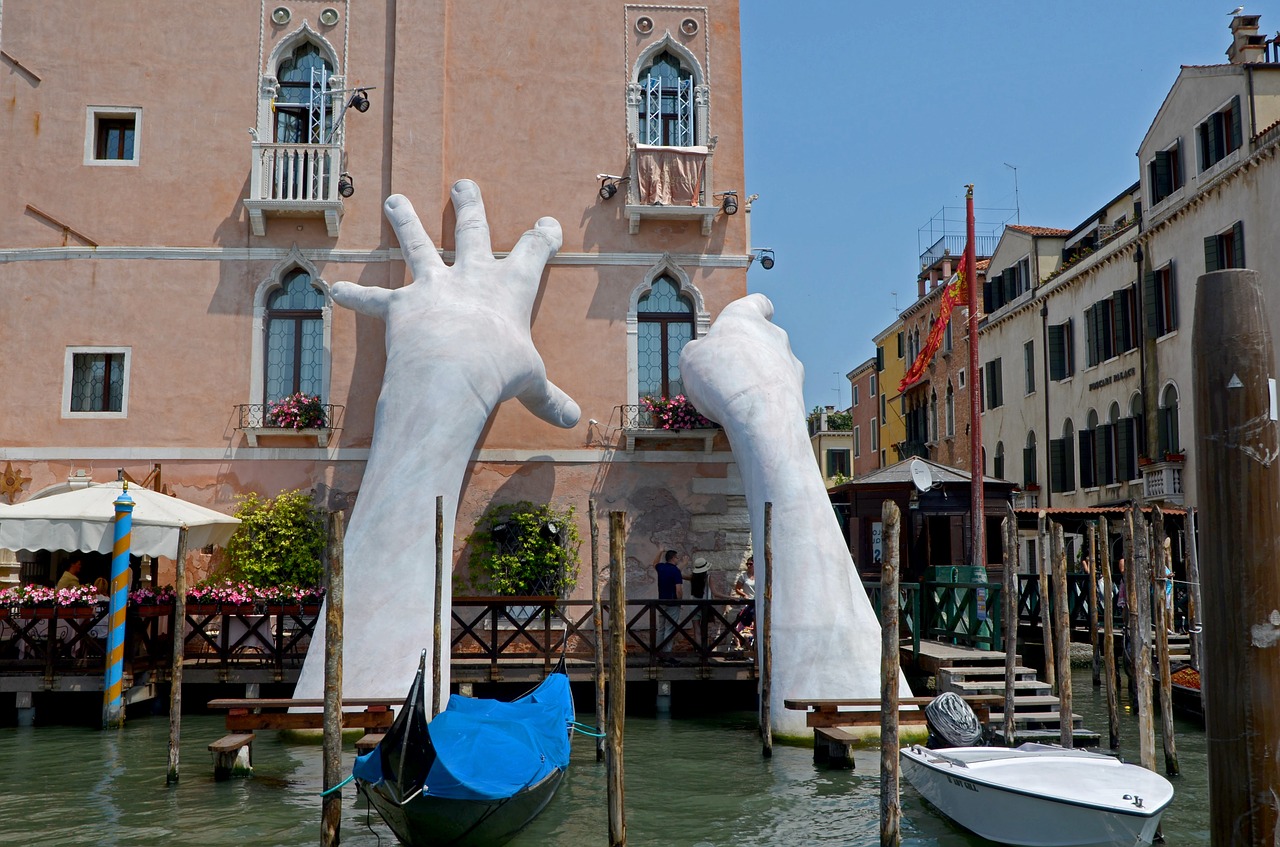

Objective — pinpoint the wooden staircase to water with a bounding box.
[919,642,1102,746]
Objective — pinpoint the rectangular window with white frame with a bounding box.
[1143,262,1178,338]
[852,384,860,407]
[1148,138,1184,205]
[853,425,861,457]
[1024,339,1035,395]
[64,347,130,417]
[85,107,142,166]
[1196,96,1242,173]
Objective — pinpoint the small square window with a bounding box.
[85,107,142,166]
[63,347,130,418]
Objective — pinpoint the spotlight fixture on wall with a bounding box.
[752,248,776,270]
[718,190,739,215]
[596,174,628,201]
[348,89,371,112]
[338,173,355,198]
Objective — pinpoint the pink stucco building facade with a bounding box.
[1,1,754,595]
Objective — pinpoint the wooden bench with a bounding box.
[813,726,857,769]
[208,732,255,781]
[207,697,397,732]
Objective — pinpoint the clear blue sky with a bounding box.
[740,0,1254,412]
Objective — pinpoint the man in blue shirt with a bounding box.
[654,550,684,658]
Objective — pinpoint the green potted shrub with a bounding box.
[464,502,580,621]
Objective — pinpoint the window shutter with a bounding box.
[1175,136,1185,186]
[1064,433,1075,491]
[1167,261,1178,331]
[1143,270,1159,337]
[1233,220,1245,268]
[983,279,994,313]
[1230,95,1243,151]
[876,346,884,372]
[1049,439,1064,493]
[1111,291,1126,354]
[1064,319,1074,377]
[994,359,1003,407]
[1093,425,1107,485]
[1023,446,1036,487]
[1048,323,1065,381]
[1153,152,1171,201]
[1004,269,1016,304]
[1118,418,1134,481]
[1079,429,1095,488]
[1204,235,1220,273]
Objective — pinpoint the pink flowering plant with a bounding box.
[640,394,715,431]
[1,584,102,608]
[129,585,177,606]
[265,392,327,430]
[184,578,325,609]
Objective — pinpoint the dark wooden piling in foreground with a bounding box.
[590,499,606,762]
[1186,507,1204,675]
[607,512,627,847]
[1051,522,1072,748]
[433,496,444,717]
[880,500,901,847]
[321,510,345,847]
[1001,510,1018,746]
[1099,516,1120,749]
[1131,506,1156,773]
[1121,510,1137,689]
[1193,268,1280,846]
[1155,533,1179,776]
[166,526,189,785]
[760,502,773,758]
[1087,523,1100,687]
[1036,511,1055,693]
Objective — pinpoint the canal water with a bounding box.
[0,670,1208,846]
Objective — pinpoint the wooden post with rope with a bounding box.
[1099,516,1120,749]
[166,526,188,785]
[1087,523,1100,687]
[1131,506,1156,773]
[607,511,627,847]
[1001,508,1018,746]
[321,510,345,847]
[880,500,901,847]
[1051,522,1072,748]
[1036,511,1055,693]
[590,499,606,762]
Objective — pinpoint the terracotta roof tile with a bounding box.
[975,258,990,270]
[1006,224,1071,237]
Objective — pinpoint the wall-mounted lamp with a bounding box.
[348,89,371,112]
[718,190,739,215]
[338,173,355,198]
[597,173,628,201]
[752,248,776,270]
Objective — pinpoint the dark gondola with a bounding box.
[353,653,574,847]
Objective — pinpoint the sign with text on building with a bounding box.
[1088,366,1136,392]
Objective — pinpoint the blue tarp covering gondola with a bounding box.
[354,659,573,802]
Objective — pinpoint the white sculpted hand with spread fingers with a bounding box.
[680,294,911,738]
[294,180,579,701]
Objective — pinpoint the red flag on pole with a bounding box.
[898,251,969,394]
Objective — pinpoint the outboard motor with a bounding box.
[925,691,984,749]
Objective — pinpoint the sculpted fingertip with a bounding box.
[451,179,479,199]
[384,194,408,213]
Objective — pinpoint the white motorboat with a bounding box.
[900,743,1174,847]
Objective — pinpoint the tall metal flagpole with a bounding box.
[104,481,134,728]
[966,185,984,568]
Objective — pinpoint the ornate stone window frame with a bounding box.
[249,246,333,407]
[625,255,708,408]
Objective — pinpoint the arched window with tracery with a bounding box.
[274,42,335,144]
[265,269,325,403]
[638,51,695,147]
[1159,384,1180,456]
[637,276,695,399]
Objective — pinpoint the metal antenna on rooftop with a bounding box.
[891,291,899,313]
[1004,163,1021,224]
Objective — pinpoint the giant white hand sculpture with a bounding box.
[681,293,911,738]
[293,180,580,702]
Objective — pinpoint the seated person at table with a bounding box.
[55,559,83,590]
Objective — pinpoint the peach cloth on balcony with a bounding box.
[635,144,708,206]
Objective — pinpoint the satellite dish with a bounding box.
[909,459,935,493]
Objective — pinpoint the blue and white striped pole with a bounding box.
[103,484,134,729]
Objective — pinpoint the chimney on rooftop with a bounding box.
[1228,14,1266,63]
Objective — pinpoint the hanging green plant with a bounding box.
[464,501,581,597]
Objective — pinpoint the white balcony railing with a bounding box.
[1141,460,1184,505]
[244,142,344,237]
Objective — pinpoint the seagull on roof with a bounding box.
[1229,5,1244,15]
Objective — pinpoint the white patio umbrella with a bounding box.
[0,482,240,558]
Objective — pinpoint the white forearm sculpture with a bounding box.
[293,181,580,702]
[681,294,911,738]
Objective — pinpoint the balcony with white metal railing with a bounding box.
[244,142,345,237]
